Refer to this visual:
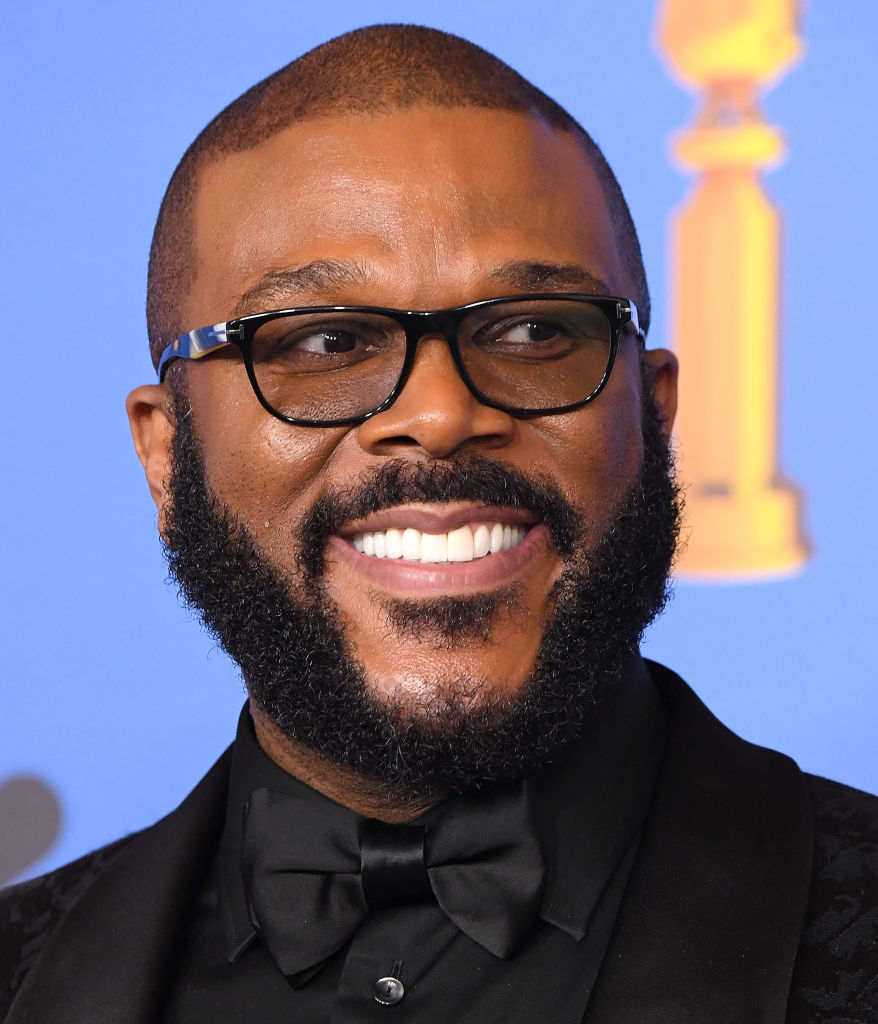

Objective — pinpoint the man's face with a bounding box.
[130,106,677,789]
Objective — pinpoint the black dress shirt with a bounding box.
[161,657,667,1023]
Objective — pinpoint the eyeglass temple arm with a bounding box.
[157,322,234,381]
[618,300,646,346]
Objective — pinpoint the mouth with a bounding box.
[352,521,528,563]
[325,503,548,594]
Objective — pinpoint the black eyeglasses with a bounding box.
[157,293,643,427]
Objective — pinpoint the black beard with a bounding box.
[162,383,681,799]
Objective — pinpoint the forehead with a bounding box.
[186,107,627,324]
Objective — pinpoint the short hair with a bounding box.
[146,24,650,369]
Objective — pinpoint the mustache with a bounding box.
[298,455,583,577]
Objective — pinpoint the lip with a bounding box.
[338,503,538,537]
[327,521,550,594]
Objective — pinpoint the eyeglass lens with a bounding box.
[247,298,613,422]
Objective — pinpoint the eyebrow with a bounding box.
[232,257,615,317]
[488,261,614,295]
[235,259,369,315]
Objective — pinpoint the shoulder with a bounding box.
[0,747,232,1021]
[0,836,132,1017]
[789,774,878,1022]
[805,773,878,882]
[646,660,878,1018]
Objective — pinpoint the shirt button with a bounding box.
[373,976,405,1005]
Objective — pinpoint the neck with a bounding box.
[249,700,441,823]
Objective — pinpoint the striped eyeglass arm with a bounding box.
[157,322,233,381]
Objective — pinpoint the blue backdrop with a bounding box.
[2,0,876,882]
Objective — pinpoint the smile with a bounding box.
[351,522,528,564]
[326,505,549,594]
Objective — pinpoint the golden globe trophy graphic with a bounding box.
[656,0,811,579]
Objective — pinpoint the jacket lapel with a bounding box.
[7,749,231,1024]
[586,663,814,1024]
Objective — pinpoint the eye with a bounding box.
[473,316,574,359]
[295,329,360,354]
[251,315,396,367]
[498,320,560,344]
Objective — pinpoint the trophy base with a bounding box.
[674,483,810,581]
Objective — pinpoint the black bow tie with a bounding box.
[241,782,546,978]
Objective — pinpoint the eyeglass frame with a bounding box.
[156,293,644,428]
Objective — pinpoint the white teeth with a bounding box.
[351,522,529,563]
[473,523,491,558]
[447,524,474,562]
[385,528,403,559]
[489,522,504,554]
[401,527,422,560]
[420,532,448,562]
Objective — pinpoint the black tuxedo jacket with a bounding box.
[2,664,877,1023]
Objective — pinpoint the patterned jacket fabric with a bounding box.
[786,776,878,1022]
[1,837,130,1017]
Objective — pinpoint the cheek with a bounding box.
[534,384,644,529]
[186,365,348,538]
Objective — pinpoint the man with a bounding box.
[1,24,875,1023]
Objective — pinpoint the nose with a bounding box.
[356,334,517,458]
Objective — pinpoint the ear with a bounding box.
[126,383,177,521]
[641,347,678,436]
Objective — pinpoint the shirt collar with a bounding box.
[217,652,666,960]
